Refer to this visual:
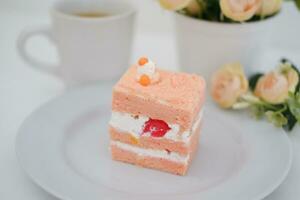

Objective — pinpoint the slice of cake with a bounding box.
[109,57,206,175]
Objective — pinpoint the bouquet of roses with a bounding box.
[159,0,300,22]
[211,59,300,131]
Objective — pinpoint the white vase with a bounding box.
[174,13,279,80]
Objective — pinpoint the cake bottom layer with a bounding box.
[110,124,201,176]
[111,143,189,175]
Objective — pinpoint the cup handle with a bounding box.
[17,26,61,77]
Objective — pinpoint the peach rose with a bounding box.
[220,0,262,22]
[211,63,249,108]
[256,0,282,17]
[158,0,194,11]
[254,72,289,104]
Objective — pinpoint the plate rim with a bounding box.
[251,139,293,200]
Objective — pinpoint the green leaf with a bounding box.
[249,73,264,91]
[282,107,298,131]
[265,111,288,127]
[281,58,300,74]
[241,93,262,104]
[295,0,300,10]
[232,102,251,109]
[294,81,300,94]
[201,0,222,22]
[287,92,300,122]
[250,105,265,119]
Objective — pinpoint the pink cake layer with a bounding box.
[110,124,200,175]
[112,66,206,131]
[109,122,201,155]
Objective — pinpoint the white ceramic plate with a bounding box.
[16,84,292,200]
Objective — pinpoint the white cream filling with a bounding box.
[109,109,203,143]
[165,109,203,142]
[110,112,148,138]
[111,141,189,163]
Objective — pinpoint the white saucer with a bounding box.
[16,83,292,200]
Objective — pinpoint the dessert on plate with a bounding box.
[109,57,206,175]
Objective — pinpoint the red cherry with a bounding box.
[142,119,171,137]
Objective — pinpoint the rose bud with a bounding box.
[285,68,299,93]
[186,0,203,16]
[158,0,194,11]
[256,0,282,17]
[211,62,249,108]
[254,72,289,104]
[220,0,262,22]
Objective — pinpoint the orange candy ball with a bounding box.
[138,57,148,66]
[139,74,151,86]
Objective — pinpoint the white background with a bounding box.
[1,0,300,199]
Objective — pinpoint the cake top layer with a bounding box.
[114,65,206,112]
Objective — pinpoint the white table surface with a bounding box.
[1,1,300,200]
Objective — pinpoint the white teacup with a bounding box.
[17,0,136,86]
